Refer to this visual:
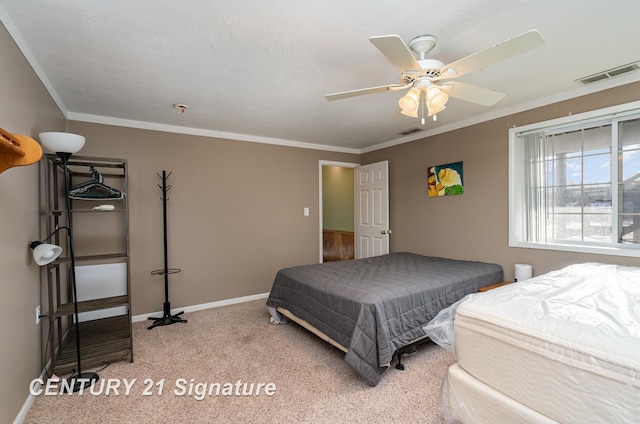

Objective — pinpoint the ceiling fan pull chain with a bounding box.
[420,90,426,125]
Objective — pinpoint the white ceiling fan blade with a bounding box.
[325,84,403,101]
[446,81,506,106]
[441,30,545,79]
[369,35,422,73]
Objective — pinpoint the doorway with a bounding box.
[319,161,358,262]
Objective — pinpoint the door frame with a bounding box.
[318,160,359,263]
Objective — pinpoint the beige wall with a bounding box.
[362,81,640,281]
[66,121,359,316]
[0,23,66,424]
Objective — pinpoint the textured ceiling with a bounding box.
[1,0,640,152]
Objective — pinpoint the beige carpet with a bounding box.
[25,299,454,423]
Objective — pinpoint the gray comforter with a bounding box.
[266,252,503,385]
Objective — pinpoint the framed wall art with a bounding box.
[427,161,464,197]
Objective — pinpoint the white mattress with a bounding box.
[454,263,640,423]
[444,363,558,424]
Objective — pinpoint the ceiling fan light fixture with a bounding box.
[400,109,418,118]
[427,104,446,117]
[399,88,420,114]
[428,92,449,110]
[327,30,544,127]
[426,85,449,111]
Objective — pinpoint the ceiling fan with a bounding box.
[325,30,545,124]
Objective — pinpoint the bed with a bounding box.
[431,262,640,423]
[265,252,503,385]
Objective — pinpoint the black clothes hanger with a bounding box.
[68,166,125,200]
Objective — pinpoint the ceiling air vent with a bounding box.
[577,61,640,85]
[398,127,423,136]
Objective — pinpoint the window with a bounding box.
[509,101,640,257]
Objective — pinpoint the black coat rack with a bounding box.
[148,170,187,330]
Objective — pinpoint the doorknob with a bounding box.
[381,229,392,235]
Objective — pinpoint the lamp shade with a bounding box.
[32,243,62,266]
[398,88,420,114]
[427,85,449,110]
[39,132,85,154]
[427,104,446,117]
[400,109,418,118]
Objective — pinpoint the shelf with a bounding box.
[51,252,129,265]
[47,154,127,171]
[54,295,129,317]
[47,209,127,214]
[42,154,133,375]
[53,315,132,374]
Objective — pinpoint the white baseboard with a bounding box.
[13,393,34,424]
[132,292,270,323]
[13,366,49,424]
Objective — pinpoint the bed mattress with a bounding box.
[444,363,558,424]
[454,263,640,423]
[266,252,503,385]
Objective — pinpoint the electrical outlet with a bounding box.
[36,305,41,325]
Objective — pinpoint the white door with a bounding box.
[355,161,390,259]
